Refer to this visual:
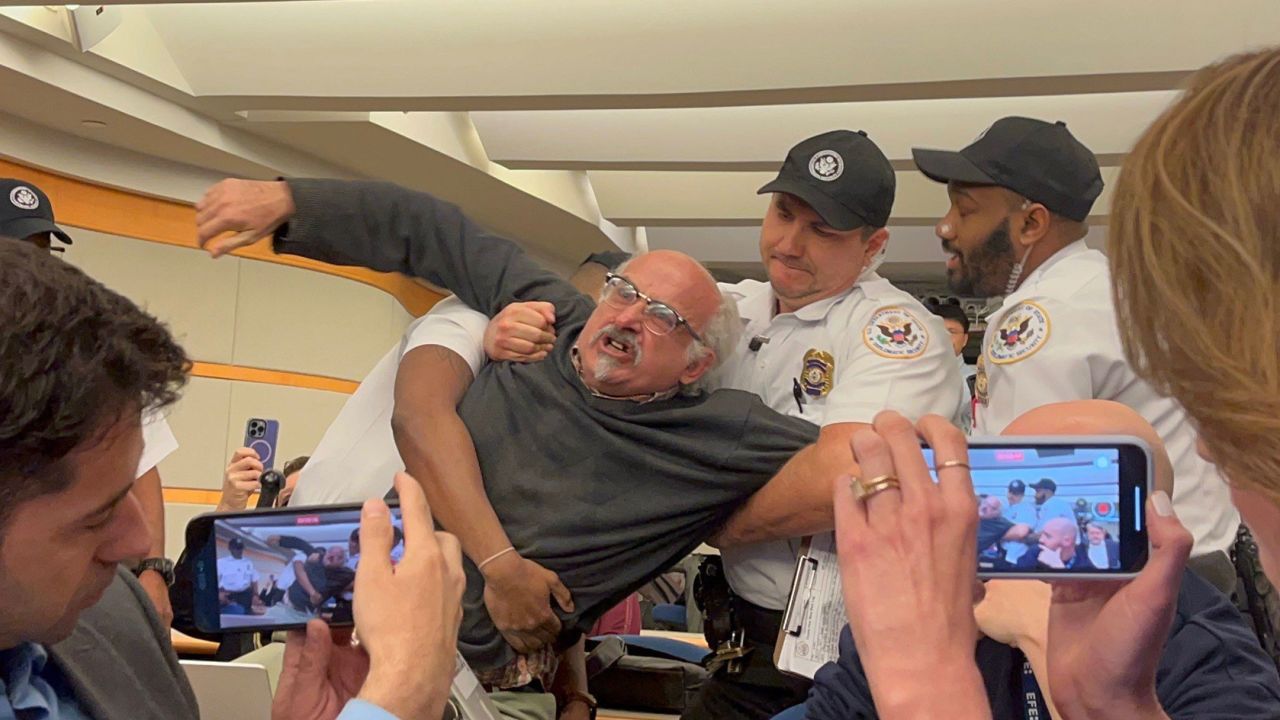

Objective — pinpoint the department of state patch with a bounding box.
[862,307,929,359]
[9,186,38,211]
[988,301,1051,365]
[801,348,835,397]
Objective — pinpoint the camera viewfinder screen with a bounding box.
[212,507,403,629]
[923,445,1127,573]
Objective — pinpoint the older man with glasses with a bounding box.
[193,176,862,719]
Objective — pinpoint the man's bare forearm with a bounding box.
[710,422,865,547]
[133,467,167,557]
[392,345,513,564]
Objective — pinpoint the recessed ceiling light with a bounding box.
[80,119,106,128]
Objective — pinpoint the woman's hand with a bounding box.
[833,411,990,720]
[1045,491,1187,720]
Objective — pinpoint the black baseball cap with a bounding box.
[1030,479,1058,492]
[758,130,896,230]
[911,117,1103,222]
[1008,480,1026,493]
[0,179,73,244]
[228,537,244,550]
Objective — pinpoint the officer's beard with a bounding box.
[945,218,1018,299]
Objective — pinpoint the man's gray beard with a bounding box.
[591,326,643,382]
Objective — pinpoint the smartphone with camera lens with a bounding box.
[924,436,1151,579]
[186,503,403,634]
[243,418,280,470]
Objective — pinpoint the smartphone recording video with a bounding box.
[188,503,403,633]
[924,436,1151,579]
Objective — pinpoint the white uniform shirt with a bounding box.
[290,297,489,507]
[1002,499,1037,564]
[276,549,308,593]
[217,555,259,592]
[1032,495,1076,529]
[137,411,178,479]
[711,275,965,610]
[974,240,1239,555]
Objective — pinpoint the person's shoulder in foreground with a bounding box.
[46,568,199,719]
[802,568,1280,720]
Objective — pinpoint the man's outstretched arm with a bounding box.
[195,179,581,319]
[392,344,572,655]
[710,422,864,548]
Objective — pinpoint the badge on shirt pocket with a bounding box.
[974,353,989,406]
[862,306,928,359]
[801,348,835,397]
[988,301,1051,365]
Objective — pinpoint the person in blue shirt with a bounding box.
[0,239,465,720]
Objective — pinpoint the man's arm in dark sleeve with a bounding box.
[705,403,856,548]
[806,626,879,719]
[275,178,583,319]
[1154,574,1280,718]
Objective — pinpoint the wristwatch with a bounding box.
[132,557,176,586]
[560,690,598,719]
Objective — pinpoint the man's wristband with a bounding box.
[477,546,516,572]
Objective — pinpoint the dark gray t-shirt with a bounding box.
[277,179,820,670]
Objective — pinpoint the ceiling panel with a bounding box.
[473,91,1174,168]
[140,0,1275,104]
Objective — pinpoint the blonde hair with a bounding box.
[1109,48,1280,503]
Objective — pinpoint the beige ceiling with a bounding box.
[0,0,1275,290]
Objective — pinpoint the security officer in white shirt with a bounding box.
[1001,479,1037,565]
[684,131,963,719]
[216,537,260,614]
[912,116,1240,590]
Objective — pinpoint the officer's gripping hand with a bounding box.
[485,301,558,363]
[481,550,574,655]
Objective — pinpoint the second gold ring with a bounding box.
[851,474,901,502]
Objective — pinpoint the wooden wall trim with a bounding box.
[189,361,359,394]
[164,488,225,505]
[0,159,444,317]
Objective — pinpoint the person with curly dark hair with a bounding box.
[1,176,184,625]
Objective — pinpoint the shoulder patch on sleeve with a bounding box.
[862,306,929,359]
[988,300,1051,365]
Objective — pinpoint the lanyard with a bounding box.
[1020,652,1047,720]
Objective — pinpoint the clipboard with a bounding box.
[772,532,847,679]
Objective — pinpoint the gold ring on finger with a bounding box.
[936,460,971,472]
[851,474,901,502]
